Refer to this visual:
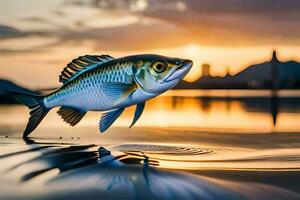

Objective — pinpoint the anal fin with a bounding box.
[57,107,86,126]
[99,108,125,133]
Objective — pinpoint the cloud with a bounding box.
[1,0,300,51]
[184,0,300,14]
[0,25,26,39]
[0,24,54,39]
[59,0,300,47]
[0,25,62,54]
[139,0,300,46]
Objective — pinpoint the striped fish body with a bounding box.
[9,54,193,137]
[44,59,146,111]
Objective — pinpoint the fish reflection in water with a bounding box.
[48,147,238,200]
[0,141,240,200]
[0,139,299,200]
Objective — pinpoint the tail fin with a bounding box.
[7,91,50,138]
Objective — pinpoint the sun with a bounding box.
[174,44,203,82]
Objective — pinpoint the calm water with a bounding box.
[2,89,300,132]
[0,90,300,199]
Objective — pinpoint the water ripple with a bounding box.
[114,144,214,156]
[0,139,299,199]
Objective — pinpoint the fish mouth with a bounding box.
[164,59,193,82]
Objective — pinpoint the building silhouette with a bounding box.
[202,64,211,77]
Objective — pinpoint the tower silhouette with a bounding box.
[270,50,279,127]
[271,50,279,90]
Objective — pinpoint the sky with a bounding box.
[0,0,300,88]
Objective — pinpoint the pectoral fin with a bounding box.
[130,102,145,128]
[99,108,125,133]
[102,83,136,105]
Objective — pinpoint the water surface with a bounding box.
[0,90,300,199]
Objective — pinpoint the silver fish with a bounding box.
[8,54,192,138]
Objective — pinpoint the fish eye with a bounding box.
[151,60,167,73]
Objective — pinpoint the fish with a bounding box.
[7,54,193,138]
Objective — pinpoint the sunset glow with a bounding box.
[1,0,300,87]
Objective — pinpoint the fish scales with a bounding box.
[44,60,133,110]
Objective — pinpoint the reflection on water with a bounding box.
[132,89,300,131]
[0,138,299,200]
[0,140,240,200]
[1,90,300,199]
[1,90,300,132]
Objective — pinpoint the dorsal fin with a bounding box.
[59,55,114,84]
